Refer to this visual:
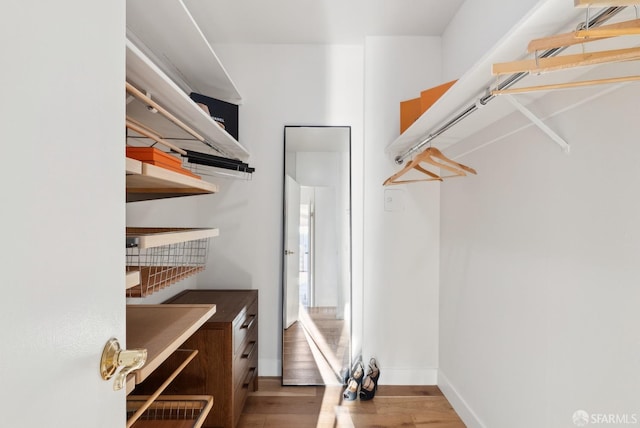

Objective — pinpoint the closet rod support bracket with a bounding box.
[504,95,570,154]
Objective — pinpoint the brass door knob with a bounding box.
[100,337,147,391]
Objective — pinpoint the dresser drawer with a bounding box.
[233,326,258,389]
[233,299,258,356]
[233,365,257,426]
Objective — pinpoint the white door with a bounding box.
[284,175,301,329]
[0,2,126,426]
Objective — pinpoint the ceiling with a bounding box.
[182,0,466,44]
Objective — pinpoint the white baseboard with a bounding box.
[377,367,438,385]
[438,370,486,428]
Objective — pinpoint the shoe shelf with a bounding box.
[126,157,218,203]
[126,227,219,298]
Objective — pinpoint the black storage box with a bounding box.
[190,92,239,141]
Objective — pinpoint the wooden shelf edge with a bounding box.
[126,270,141,289]
[127,157,143,175]
[127,158,218,195]
[127,227,219,249]
[126,304,217,385]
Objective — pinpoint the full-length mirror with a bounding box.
[282,126,351,385]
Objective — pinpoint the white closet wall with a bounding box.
[193,44,364,375]
[441,0,542,80]
[439,84,640,428]
[363,36,442,384]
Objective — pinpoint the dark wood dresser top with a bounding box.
[164,289,258,323]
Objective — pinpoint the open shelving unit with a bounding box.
[123,1,251,424]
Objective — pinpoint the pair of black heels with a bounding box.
[343,358,380,401]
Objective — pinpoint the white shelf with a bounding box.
[127,227,220,250]
[386,1,637,157]
[126,0,241,105]
[126,157,219,202]
[126,39,249,162]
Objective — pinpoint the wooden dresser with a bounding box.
[162,289,259,428]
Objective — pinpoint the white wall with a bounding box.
[441,0,542,80]
[192,44,364,375]
[439,84,640,427]
[0,1,125,426]
[363,36,442,384]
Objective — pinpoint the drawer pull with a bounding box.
[243,367,257,388]
[241,314,256,330]
[241,341,257,359]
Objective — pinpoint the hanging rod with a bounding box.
[394,6,625,165]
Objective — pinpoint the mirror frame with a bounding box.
[281,125,352,385]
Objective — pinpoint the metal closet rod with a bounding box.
[394,6,625,165]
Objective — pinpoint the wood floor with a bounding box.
[238,377,466,428]
[283,321,324,385]
[283,306,350,385]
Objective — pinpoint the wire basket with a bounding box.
[126,228,218,298]
[127,395,213,428]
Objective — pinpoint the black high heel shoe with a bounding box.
[359,375,376,401]
[367,358,380,386]
[359,358,380,401]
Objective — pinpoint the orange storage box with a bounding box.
[126,146,183,168]
[126,146,201,179]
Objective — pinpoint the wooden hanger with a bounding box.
[493,46,640,75]
[383,147,477,186]
[527,18,640,52]
[492,74,640,95]
[574,0,639,7]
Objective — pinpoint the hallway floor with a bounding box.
[238,377,465,428]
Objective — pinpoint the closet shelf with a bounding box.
[386,1,635,158]
[126,157,218,202]
[126,0,241,105]
[126,227,218,297]
[126,304,216,390]
[126,39,249,162]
